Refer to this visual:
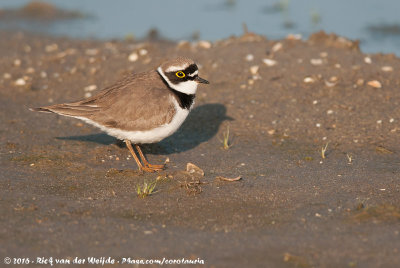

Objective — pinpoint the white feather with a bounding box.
[157,67,198,95]
[188,70,198,77]
[165,64,189,72]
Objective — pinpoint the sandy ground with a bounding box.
[1,30,400,267]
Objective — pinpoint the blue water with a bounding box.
[1,0,400,55]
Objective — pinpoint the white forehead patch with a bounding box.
[165,64,190,72]
[188,70,198,77]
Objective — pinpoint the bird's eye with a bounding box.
[175,71,185,78]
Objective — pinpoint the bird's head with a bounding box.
[157,57,209,95]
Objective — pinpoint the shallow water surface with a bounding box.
[1,1,400,54]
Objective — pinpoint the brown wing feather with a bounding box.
[85,71,177,131]
[32,70,177,131]
[30,103,102,117]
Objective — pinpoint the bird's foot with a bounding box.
[139,163,165,173]
[143,163,165,172]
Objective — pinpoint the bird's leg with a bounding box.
[125,140,156,173]
[135,144,165,171]
[125,140,144,170]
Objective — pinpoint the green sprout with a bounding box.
[321,142,329,159]
[220,126,233,150]
[136,180,157,198]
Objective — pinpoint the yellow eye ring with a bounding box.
[175,71,185,78]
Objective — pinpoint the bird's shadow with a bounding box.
[56,103,233,155]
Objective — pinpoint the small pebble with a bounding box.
[262,58,277,66]
[377,120,382,124]
[84,84,97,92]
[84,92,92,98]
[197,40,212,49]
[26,67,35,74]
[316,123,321,128]
[85,48,99,56]
[389,118,394,123]
[250,65,259,75]
[325,80,336,87]
[319,52,328,57]
[15,78,26,86]
[334,63,341,68]
[356,79,364,86]
[304,77,315,83]
[40,71,47,78]
[327,110,334,115]
[313,100,318,105]
[310,58,323,65]
[3,73,11,79]
[55,51,67,58]
[45,43,58,53]
[139,49,148,56]
[381,66,393,72]
[245,54,254,61]
[128,52,139,62]
[364,56,372,64]
[367,80,382,88]
[14,59,21,67]
[271,42,283,53]
[177,40,190,49]
[143,58,152,64]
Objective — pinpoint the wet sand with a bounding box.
[1,30,400,267]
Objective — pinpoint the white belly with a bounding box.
[75,98,190,144]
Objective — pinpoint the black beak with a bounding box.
[195,76,209,84]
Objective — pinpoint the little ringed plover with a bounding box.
[31,57,209,172]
